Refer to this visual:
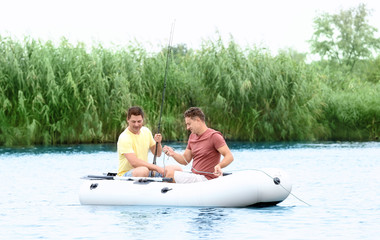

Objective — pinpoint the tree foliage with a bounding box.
[309,4,380,71]
[277,48,307,63]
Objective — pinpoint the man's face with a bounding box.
[127,115,143,134]
[185,117,199,134]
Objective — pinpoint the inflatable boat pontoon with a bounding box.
[79,168,292,207]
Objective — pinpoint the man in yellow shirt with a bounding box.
[117,106,180,177]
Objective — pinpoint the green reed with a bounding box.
[0,37,132,145]
[0,35,378,146]
[195,39,327,141]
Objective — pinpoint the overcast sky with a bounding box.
[1,0,380,54]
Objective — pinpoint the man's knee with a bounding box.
[132,167,149,177]
[165,165,182,178]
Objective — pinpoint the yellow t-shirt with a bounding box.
[117,126,156,176]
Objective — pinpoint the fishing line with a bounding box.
[152,20,175,167]
[163,154,220,175]
[180,155,216,175]
[161,153,213,177]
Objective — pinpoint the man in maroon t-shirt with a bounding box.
[163,107,234,183]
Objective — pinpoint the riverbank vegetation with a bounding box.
[0,5,379,146]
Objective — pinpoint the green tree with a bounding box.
[365,55,380,83]
[171,43,188,57]
[309,4,380,71]
[277,47,307,63]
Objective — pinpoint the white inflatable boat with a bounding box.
[79,168,292,207]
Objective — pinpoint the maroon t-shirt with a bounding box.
[187,128,226,180]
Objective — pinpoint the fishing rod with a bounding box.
[152,21,175,166]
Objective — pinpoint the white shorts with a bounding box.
[174,171,208,183]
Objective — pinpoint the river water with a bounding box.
[0,141,379,239]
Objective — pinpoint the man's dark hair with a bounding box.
[127,106,144,120]
[184,107,205,122]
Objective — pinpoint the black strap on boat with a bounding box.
[82,175,173,182]
[85,175,114,180]
[136,177,173,183]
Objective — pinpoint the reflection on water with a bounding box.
[84,206,233,239]
[189,208,227,238]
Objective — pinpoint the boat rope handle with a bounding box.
[234,168,312,206]
[260,169,311,207]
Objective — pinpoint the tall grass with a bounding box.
[321,80,380,140]
[0,37,132,145]
[196,39,327,141]
[0,35,378,146]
